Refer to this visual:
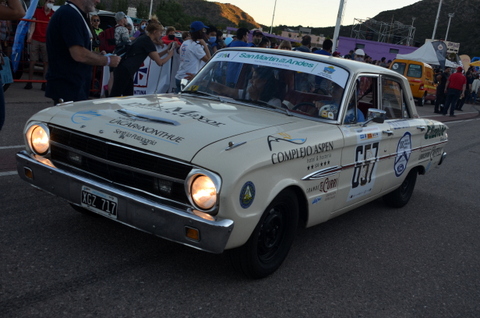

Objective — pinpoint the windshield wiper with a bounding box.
[181,90,222,101]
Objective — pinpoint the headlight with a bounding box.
[186,170,221,212]
[26,123,50,155]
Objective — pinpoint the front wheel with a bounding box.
[230,189,299,279]
[383,169,417,208]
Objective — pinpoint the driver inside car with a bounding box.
[209,67,282,107]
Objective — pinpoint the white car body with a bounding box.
[17,48,448,278]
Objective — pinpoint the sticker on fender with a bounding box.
[81,186,118,218]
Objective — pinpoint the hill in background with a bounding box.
[103,0,479,56]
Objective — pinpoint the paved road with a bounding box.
[1,82,480,317]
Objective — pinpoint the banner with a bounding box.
[431,41,447,70]
[11,0,40,72]
[102,44,179,96]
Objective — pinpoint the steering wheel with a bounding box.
[293,102,317,115]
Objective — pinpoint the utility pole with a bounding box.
[445,13,454,41]
[269,0,278,35]
[431,0,443,40]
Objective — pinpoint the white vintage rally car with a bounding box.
[16,48,448,278]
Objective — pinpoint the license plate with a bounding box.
[81,186,118,218]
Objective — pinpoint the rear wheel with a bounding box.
[230,189,299,279]
[383,169,417,208]
[417,94,426,106]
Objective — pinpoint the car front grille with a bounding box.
[48,125,192,204]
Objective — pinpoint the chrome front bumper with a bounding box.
[16,151,234,254]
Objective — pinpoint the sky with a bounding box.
[209,0,422,29]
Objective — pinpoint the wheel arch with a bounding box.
[284,185,309,228]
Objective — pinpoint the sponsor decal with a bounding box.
[108,118,184,144]
[120,104,225,128]
[211,51,349,86]
[267,133,307,151]
[323,66,335,74]
[306,176,338,194]
[419,147,443,161]
[71,110,102,124]
[359,132,380,141]
[114,129,158,146]
[271,141,334,164]
[238,52,316,68]
[418,152,431,160]
[354,127,382,143]
[306,154,331,170]
[216,52,230,59]
[394,132,412,177]
[348,142,379,201]
[312,197,322,205]
[239,181,255,209]
[424,125,447,139]
[164,107,225,127]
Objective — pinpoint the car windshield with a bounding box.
[183,50,350,121]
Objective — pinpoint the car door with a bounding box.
[380,75,426,192]
[334,75,393,212]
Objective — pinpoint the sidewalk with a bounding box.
[418,101,480,123]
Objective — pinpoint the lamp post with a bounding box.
[332,0,346,52]
[431,0,442,40]
[445,13,454,41]
[269,0,278,35]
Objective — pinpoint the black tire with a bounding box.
[383,169,417,208]
[230,189,299,279]
[417,94,425,106]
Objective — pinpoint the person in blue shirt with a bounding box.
[313,39,333,56]
[228,28,249,47]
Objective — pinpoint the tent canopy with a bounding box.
[396,41,448,68]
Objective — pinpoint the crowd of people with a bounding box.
[3,0,479,124]
[434,65,479,117]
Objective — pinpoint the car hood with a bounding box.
[46,94,299,161]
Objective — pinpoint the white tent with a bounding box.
[396,41,451,68]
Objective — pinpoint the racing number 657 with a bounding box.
[352,142,379,188]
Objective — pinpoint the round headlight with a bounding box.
[190,175,217,210]
[27,124,50,155]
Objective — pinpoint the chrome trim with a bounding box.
[226,141,247,151]
[25,122,51,156]
[16,151,233,254]
[302,166,341,180]
[185,168,222,213]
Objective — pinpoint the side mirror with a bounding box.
[362,108,386,126]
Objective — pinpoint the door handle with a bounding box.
[417,126,426,131]
[383,130,393,136]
